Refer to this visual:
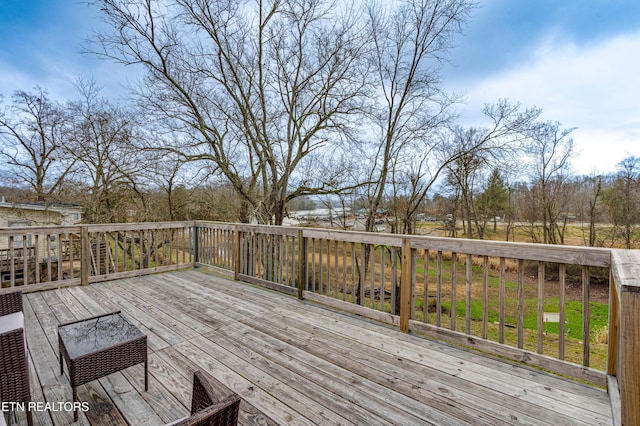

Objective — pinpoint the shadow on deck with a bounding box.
[8,269,612,425]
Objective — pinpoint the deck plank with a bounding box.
[173,339,318,426]
[154,346,278,426]
[247,307,515,425]
[273,301,612,424]
[216,318,479,426]
[207,325,439,425]
[14,269,613,426]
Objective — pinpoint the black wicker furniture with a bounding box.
[170,371,241,426]
[58,311,148,421]
[0,291,32,426]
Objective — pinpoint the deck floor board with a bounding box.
[6,269,612,425]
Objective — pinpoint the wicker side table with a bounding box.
[58,311,148,421]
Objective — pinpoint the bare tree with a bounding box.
[91,0,368,224]
[361,0,475,233]
[602,156,640,249]
[64,79,145,222]
[573,173,604,247]
[443,128,486,238]
[0,88,75,201]
[526,120,576,244]
[395,100,540,236]
[147,147,213,221]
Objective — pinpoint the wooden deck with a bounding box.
[9,269,612,425]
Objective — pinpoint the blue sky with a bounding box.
[1,0,639,175]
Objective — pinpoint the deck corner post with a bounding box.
[619,284,640,425]
[80,225,90,286]
[400,237,413,333]
[296,229,306,300]
[610,249,640,425]
[234,224,241,281]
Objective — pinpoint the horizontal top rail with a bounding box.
[237,224,300,236]
[410,235,612,267]
[195,221,236,231]
[0,221,195,235]
[303,228,404,247]
[0,225,82,235]
[86,221,194,232]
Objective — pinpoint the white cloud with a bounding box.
[455,29,640,175]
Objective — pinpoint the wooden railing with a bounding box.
[0,226,83,290]
[1,220,638,423]
[0,222,194,292]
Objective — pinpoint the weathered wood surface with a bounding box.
[409,235,611,267]
[15,269,612,425]
[610,249,640,425]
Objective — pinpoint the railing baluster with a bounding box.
[47,234,53,282]
[325,238,330,296]
[34,234,40,284]
[335,240,339,299]
[380,245,385,312]
[465,254,472,334]
[22,235,28,286]
[537,261,545,353]
[319,239,324,294]
[351,242,356,303]
[391,247,397,315]
[582,265,590,367]
[311,238,316,292]
[113,231,117,272]
[559,263,566,360]
[154,229,159,268]
[359,243,365,306]
[436,251,442,328]
[291,235,297,288]
[9,236,15,286]
[411,246,416,320]
[369,244,375,309]
[342,241,347,301]
[499,257,505,344]
[451,252,457,331]
[482,255,488,339]
[422,250,429,323]
[280,234,284,284]
[517,259,525,349]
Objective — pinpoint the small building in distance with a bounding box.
[0,197,82,230]
[0,197,83,286]
[285,207,352,225]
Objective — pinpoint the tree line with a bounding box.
[1,0,638,248]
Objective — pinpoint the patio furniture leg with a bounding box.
[26,409,33,426]
[59,351,63,375]
[145,360,148,391]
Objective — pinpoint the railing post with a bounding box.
[611,250,640,425]
[400,237,413,333]
[80,226,90,286]
[296,229,306,300]
[234,224,241,281]
[192,222,200,265]
[620,286,640,425]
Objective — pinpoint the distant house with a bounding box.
[286,207,352,223]
[0,198,83,285]
[0,197,82,230]
[356,208,389,219]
